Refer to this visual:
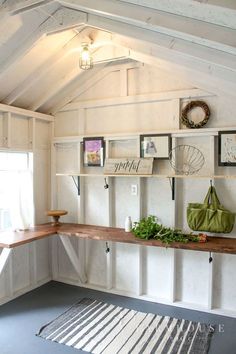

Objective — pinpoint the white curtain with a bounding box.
[1,170,34,230]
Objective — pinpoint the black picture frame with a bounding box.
[83,137,105,167]
[140,134,172,159]
[218,131,236,166]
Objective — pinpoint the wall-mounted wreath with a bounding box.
[181,100,210,129]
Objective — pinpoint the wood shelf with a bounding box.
[53,125,236,143]
[56,173,236,179]
[1,223,236,255]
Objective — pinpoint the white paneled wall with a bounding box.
[0,114,52,305]
[53,63,236,316]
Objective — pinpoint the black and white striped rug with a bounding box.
[37,298,214,353]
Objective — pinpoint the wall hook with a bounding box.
[105,242,110,253]
[104,178,109,189]
[210,179,213,187]
[209,252,213,263]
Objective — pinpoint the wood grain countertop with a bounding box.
[0,222,236,255]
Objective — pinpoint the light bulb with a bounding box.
[79,44,93,70]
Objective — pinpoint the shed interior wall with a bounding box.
[53,62,236,316]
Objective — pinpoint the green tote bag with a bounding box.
[187,186,235,233]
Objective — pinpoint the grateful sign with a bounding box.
[104,158,153,175]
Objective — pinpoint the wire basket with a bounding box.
[169,145,205,175]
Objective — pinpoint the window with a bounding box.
[0,152,33,230]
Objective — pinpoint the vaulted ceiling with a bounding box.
[0,0,236,114]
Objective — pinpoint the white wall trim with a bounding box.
[59,88,213,112]
[0,103,54,121]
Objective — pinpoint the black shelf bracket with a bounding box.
[168,177,175,201]
[71,176,80,195]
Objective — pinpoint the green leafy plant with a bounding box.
[132,215,200,244]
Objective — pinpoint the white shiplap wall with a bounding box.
[53,63,236,316]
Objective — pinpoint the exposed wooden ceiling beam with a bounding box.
[0,8,86,81]
[39,7,87,34]
[0,0,54,16]
[50,64,108,114]
[29,66,85,111]
[0,29,43,80]
[51,60,138,114]
[0,102,53,121]
[58,0,236,53]
[118,0,236,29]
[29,46,125,111]
[84,14,236,91]
[3,29,89,105]
[117,40,236,97]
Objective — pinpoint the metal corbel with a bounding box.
[168,177,175,201]
[71,176,80,195]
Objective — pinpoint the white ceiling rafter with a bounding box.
[39,7,87,35]
[114,37,236,97]
[29,66,86,111]
[118,0,236,29]
[0,28,43,81]
[46,1,236,95]
[3,28,88,105]
[58,0,236,55]
[0,0,54,17]
[49,64,108,114]
[51,60,139,114]
[0,0,235,113]
[3,27,114,106]
[28,45,124,111]
[82,14,236,95]
[0,7,87,81]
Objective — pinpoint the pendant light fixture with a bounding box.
[79,43,93,70]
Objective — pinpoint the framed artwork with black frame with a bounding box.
[218,130,236,166]
[140,134,172,159]
[83,137,105,167]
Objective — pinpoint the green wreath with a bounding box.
[181,100,210,129]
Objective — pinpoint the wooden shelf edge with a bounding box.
[53,126,236,143]
[55,173,236,179]
[1,223,236,255]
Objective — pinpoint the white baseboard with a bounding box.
[2,272,236,319]
[56,276,236,318]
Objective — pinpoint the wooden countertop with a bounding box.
[1,222,236,255]
[0,224,58,248]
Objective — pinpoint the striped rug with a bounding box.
[37,298,214,353]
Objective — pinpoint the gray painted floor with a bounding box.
[0,281,236,354]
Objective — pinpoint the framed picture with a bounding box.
[218,131,236,166]
[83,137,105,167]
[140,134,171,159]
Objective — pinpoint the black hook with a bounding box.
[209,252,213,263]
[105,242,110,253]
[104,178,109,189]
[210,179,213,187]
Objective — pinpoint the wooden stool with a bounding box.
[46,210,68,226]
